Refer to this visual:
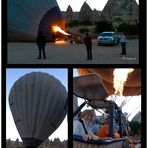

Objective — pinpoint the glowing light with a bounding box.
[113,68,134,96]
[52,26,70,35]
[55,40,66,44]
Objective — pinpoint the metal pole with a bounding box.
[109,104,114,138]
[73,101,86,117]
[118,108,123,137]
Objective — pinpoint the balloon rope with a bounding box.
[120,96,131,108]
[120,87,141,108]
[86,101,108,117]
[127,105,141,118]
[109,95,116,102]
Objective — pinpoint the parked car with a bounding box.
[97,32,120,46]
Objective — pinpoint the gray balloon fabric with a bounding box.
[9,72,67,147]
[8,0,65,41]
[73,73,109,101]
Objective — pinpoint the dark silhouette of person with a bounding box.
[68,35,74,44]
[52,32,56,43]
[84,33,92,60]
[120,32,127,55]
[36,32,46,59]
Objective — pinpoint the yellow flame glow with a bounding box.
[52,26,70,35]
[55,40,66,44]
[113,68,134,96]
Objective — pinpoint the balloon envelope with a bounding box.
[8,0,65,41]
[9,72,67,147]
[77,68,141,96]
[73,73,109,101]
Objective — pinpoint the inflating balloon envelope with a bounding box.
[73,73,110,110]
[77,68,141,96]
[9,72,67,148]
[8,0,66,41]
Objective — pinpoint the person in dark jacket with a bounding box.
[36,32,46,59]
[84,33,92,60]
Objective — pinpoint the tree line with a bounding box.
[67,19,139,36]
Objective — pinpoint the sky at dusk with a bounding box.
[57,0,139,11]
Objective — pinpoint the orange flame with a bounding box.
[113,68,134,96]
[52,26,70,36]
[55,40,66,44]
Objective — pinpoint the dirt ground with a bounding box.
[7,39,139,64]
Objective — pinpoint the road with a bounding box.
[7,39,139,64]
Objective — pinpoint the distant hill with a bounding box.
[62,0,138,23]
[101,0,139,22]
[62,2,101,23]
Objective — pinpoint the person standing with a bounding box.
[84,33,92,60]
[36,32,46,59]
[52,32,56,43]
[120,32,127,55]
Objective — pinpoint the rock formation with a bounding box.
[63,0,139,23]
[101,0,139,21]
[6,138,67,148]
[92,9,101,22]
[132,111,141,123]
[65,5,73,24]
[78,2,93,22]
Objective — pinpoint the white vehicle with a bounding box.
[97,31,119,46]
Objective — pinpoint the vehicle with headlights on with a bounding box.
[97,32,119,46]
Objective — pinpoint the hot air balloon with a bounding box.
[8,0,65,41]
[73,69,141,148]
[9,72,67,148]
[77,68,141,96]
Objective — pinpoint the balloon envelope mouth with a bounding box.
[38,6,66,42]
[22,137,43,147]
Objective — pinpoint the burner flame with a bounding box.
[113,68,134,96]
[52,26,70,36]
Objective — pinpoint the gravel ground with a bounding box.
[7,39,139,64]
